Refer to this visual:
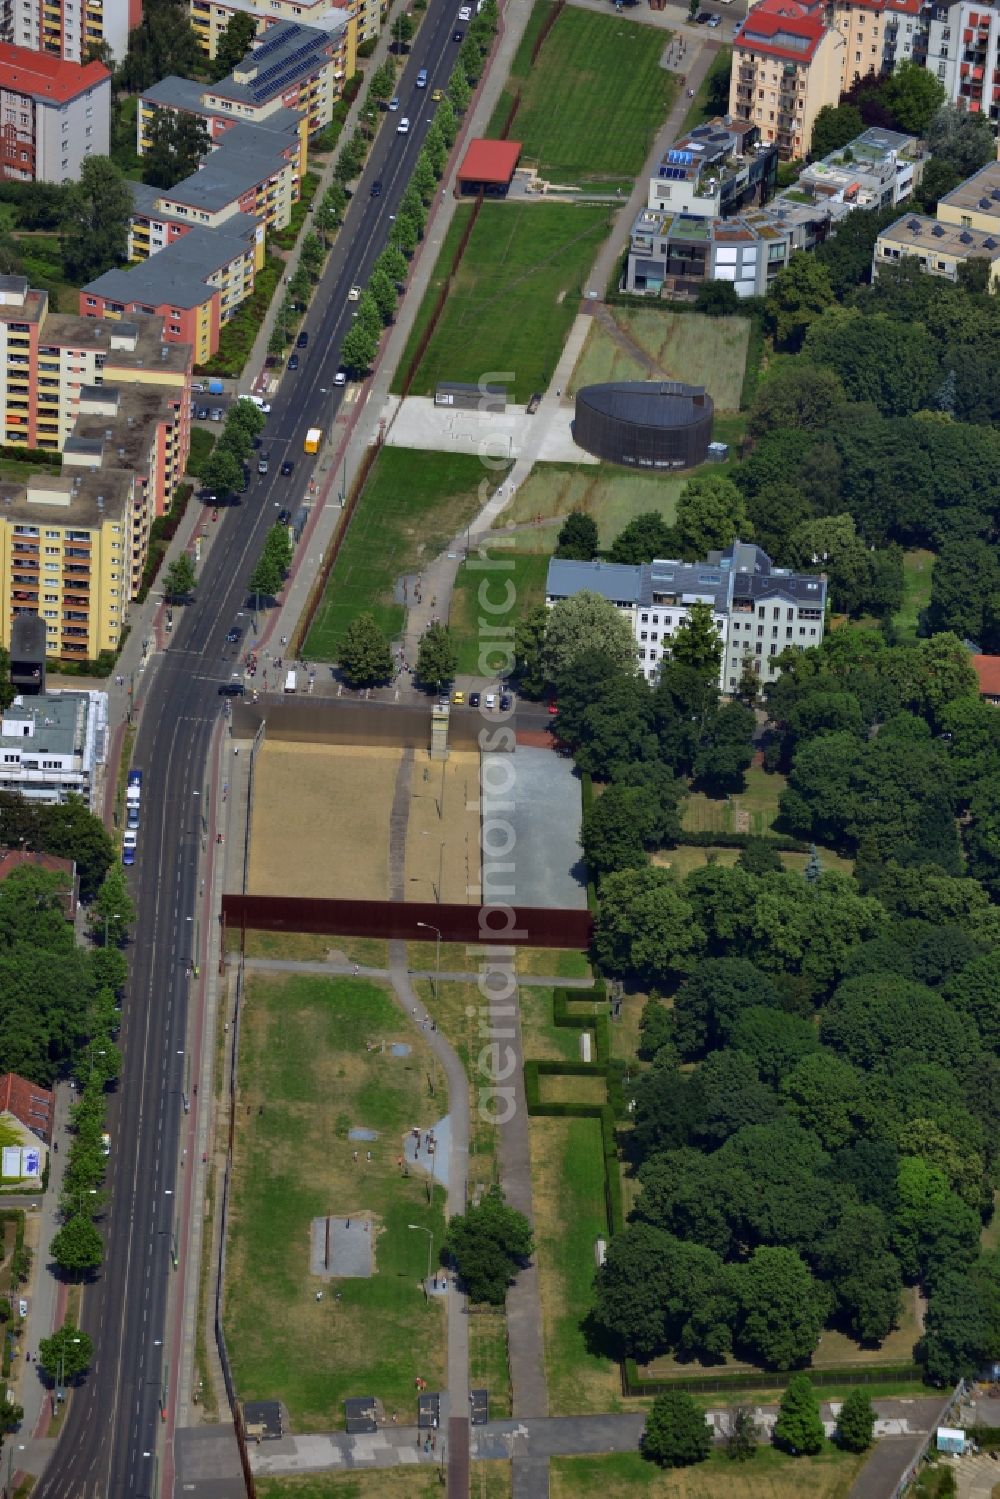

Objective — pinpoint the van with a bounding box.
[417,67,428,86]
[284,670,297,694]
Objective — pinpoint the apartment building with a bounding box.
[729,0,846,159]
[874,158,1000,285]
[835,0,926,88]
[11,0,139,63]
[0,45,109,182]
[545,542,828,691]
[627,126,923,297]
[0,689,106,803]
[925,0,1000,119]
[647,117,778,218]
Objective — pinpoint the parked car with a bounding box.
[431,88,443,101]
[706,14,722,25]
[277,507,292,525]
[485,692,496,710]
[548,701,559,715]
[210,407,224,421]
[226,626,242,643]
[453,689,465,704]
[296,330,309,348]
[348,284,362,301]
[196,405,210,420]
[388,96,400,111]
[500,693,512,711]
[416,67,428,86]
[287,353,299,371]
[281,459,294,476]
[249,394,271,412]
[397,116,410,133]
[258,454,269,474]
[452,28,464,39]
[334,370,347,386]
[459,5,471,17]
[469,691,481,708]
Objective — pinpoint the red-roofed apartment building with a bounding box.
[973,654,1000,704]
[0,44,110,183]
[0,1071,53,1141]
[0,847,77,917]
[730,0,846,158]
[834,0,926,92]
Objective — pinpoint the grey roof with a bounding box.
[130,180,164,217]
[160,142,289,210]
[0,693,88,757]
[141,75,206,112]
[577,381,712,430]
[84,224,254,308]
[208,20,334,106]
[546,559,644,605]
[547,542,827,615]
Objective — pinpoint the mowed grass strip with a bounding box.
[502,461,682,549]
[893,548,934,642]
[303,449,492,659]
[549,1446,867,1499]
[530,1116,620,1414]
[224,973,446,1429]
[487,6,676,186]
[394,203,609,403]
[258,1465,514,1497]
[448,550,551,676]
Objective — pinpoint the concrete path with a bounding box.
[15,1083,70,1444]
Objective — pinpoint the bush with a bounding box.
[357,33,378,56]
[268,171,320,251]
[195,255,283,378]
[186,426,215,478]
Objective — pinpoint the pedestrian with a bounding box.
[392,1411,398,1423]
[354,963,360,976]
[366,1150,372,1162]
[234,746,239,757]
[346,1217,350,1229]
[353,1150,359,1163]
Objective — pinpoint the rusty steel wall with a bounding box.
[231,694,511,751]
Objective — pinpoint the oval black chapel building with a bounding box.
[573,380,714,469]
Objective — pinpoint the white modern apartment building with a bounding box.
[0,689,106,804]
[546,541,828,692]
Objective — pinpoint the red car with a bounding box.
[548,702,558,715]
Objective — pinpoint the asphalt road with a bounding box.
[33,9,469,1497]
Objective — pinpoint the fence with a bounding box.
[398,194,484,400]
[230,694,510,751]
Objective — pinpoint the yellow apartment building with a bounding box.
[730,0,847,158]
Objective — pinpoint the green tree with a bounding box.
[675,475,752,558]
[835,1389,875,1452]
[227,398,266,443]
[513,604,548,698]
[773,1374,824,1455]
[376,242,409,287]
[436,97,457,146]
[693,701,755,795]
[391,9,415,48]
[883,59,945,133]
[300,231,325,280]
[582,782,681,880]
[163,552,197,602]
[312,196,338,248]
[748,360,845,439]
[424,121,448,175]
[447,67,471,112]
[922,1257,1000,1385]
[339,613,394,687]
[247,552,283,600]
[88,865,135,946]
[61,157,132,283]
[767,253,835,352]
[50,1214,103,1276]
[592,866,705,986]
[412,152,438,203]
[323,180,348,223]
[390,211,419,255]
[415,622,458,691]
[38,1321,94,1380]
[810,103,864,158]
[369,267,397,325]
[726,1407,759,1462]
[641,1391,712,1468]
[542,591,637,679]
[212,9,257,76]
[340,320,379,374]
[119,0,201,91]
[669,600,723,679]
[143,108,211,190]
[443,1186,532,1304]
[38,794,114,901]
[608,510,675,565]
[695,280,740,316]
[554,510,599,560]
[804,309,939,417]
[368,60,395,100]
[735,1246,826,1368]
[925,104,996,176]
[200,445,243,498]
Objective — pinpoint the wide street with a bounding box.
[31,5,469,1494]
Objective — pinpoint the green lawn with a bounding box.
[303,449,497,659]
[583,309,751,413]
[257,1467,512,1498]
[893,548,934,642]
[448,548,551,676]
[13,234,77,312]
[224,973,446,1429]
[487,5,676,187]
[678,47,732,136]
[682,767,786,837]
[531,1116,621,1414]
[501,461,683,550]
[393,202,610,403]
[550,1446,867,1499]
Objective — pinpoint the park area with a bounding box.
[569,310,751,413]
[248,743,402,900]
[393,202,609,403]
[549,1447,868,1498]
[303,449,493,660]
[487,4,677,189]
[498,461,683,548]
[224,973,446,1430]
[448,548,552,676]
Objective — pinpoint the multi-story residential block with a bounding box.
[184,5,354,93]
[0,45,109,182]
[545,542,828,691]
[874,158,1000,285]
[627,126,923,297]
[925,0,1000,119]
[729,0,846,159]
[834,0,925,87]
[647,117,778,218]
[0,690,106,803]
[12,0,139,63]
[0,275,191,462]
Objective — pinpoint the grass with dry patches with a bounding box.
[224,973,446,1430]
[257,1467,512,1498]
[538,1073,607,1105]
[501,462,683,551]
[550,1446,867,1498]
[530,1115,620,1414]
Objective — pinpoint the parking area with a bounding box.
[379,395,598,466]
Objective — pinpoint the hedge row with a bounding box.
[623,1359,924,1397]
[0,443,60,468]
[673,830,812,852]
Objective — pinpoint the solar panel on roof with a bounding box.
[907,217,920,230]
[932,224,945,236]
[985,237,997,249]
[980,198,992,209]
[960,230,974,243]
[992,189,1000,202]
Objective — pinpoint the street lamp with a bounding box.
[415,921,441,1000]
[55,1336,82,1404]
[4,1440,24,1498]
[407,1223,434,1288]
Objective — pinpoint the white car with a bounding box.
[397,116,410,134]
[123,829,138,851]
[458,5,471,16]
[388,96,400,111]
[348,284,361,301]
[248,394,272,413]
[484,692,496,710]
[334,370,347,386]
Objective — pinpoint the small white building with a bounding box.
[0,689,107,806]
